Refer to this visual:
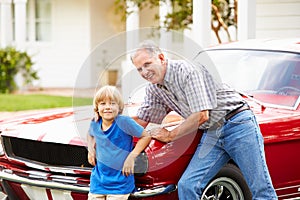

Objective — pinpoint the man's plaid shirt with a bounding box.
[137,59,245,129]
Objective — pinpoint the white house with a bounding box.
[0,0,300,99]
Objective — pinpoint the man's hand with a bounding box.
[150,127,173,143]
[151,110,209,143]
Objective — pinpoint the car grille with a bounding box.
[2,136,92,168]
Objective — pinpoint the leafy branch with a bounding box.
[114,0,237,43]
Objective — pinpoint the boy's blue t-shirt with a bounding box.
[88,115,144,194]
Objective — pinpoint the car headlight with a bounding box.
[134,151,148,176]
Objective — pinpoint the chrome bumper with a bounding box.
[132,184,177,197]
[0,169,89,193]
[0,168,176,198]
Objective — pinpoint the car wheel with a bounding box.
[201,163,252,200]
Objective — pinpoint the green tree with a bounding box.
[114,0,237,43]
[0,47,39,93]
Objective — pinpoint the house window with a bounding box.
[27,0,51,41]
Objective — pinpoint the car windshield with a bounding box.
[200,49,300,109]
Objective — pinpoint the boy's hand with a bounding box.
[122,153,138,176]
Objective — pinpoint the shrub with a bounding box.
[0,47,39,93]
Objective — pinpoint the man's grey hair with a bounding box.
[130,40,162,63]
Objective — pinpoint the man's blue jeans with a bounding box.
[178,110,277,199]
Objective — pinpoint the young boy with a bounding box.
[87,85,151,200]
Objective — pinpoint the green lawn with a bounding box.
[0,94,93,111]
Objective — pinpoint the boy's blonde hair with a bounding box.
[93,86,124,121]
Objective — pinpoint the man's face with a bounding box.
[132,50,166,84]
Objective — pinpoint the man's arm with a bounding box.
[151,110,209,142]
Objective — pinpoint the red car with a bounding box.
[0,38,300,199]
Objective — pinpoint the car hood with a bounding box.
[247,99,300,123]
[0,106,93,146]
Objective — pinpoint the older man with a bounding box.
[131,40,277,199]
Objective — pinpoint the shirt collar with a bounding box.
[157,59,174,88]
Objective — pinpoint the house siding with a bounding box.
[29,0,91,88]
[256,0,300,38]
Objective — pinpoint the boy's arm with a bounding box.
[132,116,149,128]
[122,130,151,176]
[87,133,96,166]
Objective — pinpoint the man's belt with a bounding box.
[225,104,250,121]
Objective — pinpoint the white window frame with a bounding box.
[26,0,51,42]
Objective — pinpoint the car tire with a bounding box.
[201,163,252,200]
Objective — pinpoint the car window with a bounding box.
[197,49,300,109]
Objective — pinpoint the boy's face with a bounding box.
[97,98,119,122]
